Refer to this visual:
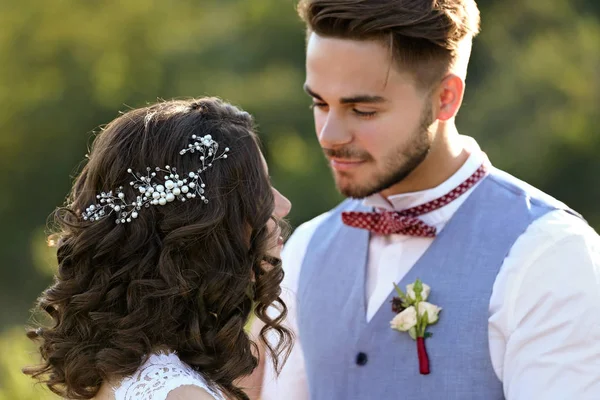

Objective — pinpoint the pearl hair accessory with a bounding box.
[82,134,229,224]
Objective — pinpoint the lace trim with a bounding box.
[113,352,223,400]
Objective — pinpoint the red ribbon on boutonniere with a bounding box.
[389,279,441,375]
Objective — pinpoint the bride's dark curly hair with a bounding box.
[23,97,292,400]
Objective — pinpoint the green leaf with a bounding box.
[424,332,433,338]
[393,282,411,305]
[409,326,417,340]
[419,311,430,336]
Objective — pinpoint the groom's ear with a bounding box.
[434,74,465,121]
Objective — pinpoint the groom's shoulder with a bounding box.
[488,166,582,218]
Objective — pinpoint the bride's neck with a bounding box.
[94,381,117,400]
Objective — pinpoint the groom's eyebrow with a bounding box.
[303,84,387,105]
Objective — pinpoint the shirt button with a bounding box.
[355,352,368,366]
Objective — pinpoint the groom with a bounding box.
[255,0,600,399]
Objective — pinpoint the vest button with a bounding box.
[355,352,368,366]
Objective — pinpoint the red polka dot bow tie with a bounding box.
[341,163,488,237]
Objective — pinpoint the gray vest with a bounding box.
[297,168,579,400]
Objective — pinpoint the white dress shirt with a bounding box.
[261,137,600,399]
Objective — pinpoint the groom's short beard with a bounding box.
[338,103,434,199]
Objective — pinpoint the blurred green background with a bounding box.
[0,0,598,398]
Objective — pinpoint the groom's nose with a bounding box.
[317,111,351,149]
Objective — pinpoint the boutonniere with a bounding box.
[389,279,441,375]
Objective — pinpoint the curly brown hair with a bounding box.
[298,0,481,88]
[23,98,293,400]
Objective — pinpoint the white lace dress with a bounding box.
[113,352,224,400]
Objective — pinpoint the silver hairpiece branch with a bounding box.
[82,134,229,224]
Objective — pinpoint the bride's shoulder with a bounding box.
[165,385,216,400]
[113,352,223,400]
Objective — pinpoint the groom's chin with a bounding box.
[336,180,377,199]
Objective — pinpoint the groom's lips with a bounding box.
[330,157,365,171]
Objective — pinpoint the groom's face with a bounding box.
[304,33,435,198]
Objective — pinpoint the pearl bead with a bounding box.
[118,193,125,199]
[114,206,121,212]
[152,199,159,205]
[160,192,166,198]
[177,180,184,187]
[166,193,175,202]
[147,187,154,194]
[165,180,175,190]
[181,186,189,194]
[158,198,167,206]
[172,188,181,196]
[189,172,195,178]
[132,212,138,219]
[156,185,165,193]
[189,182,196,189]
[139,187,146,193]
[90,205,96,210]
[152,192,160,199]
[186,193,193,198]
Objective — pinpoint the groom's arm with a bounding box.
[500,214,600,399]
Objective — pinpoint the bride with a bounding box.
[23,98,293,400]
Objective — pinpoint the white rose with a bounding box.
[418,301,442,324]
[390,306,418,332]
[407,283,431,301]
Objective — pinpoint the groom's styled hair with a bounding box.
[297,0,481,89]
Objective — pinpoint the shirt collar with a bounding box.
[363,136,487,227]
